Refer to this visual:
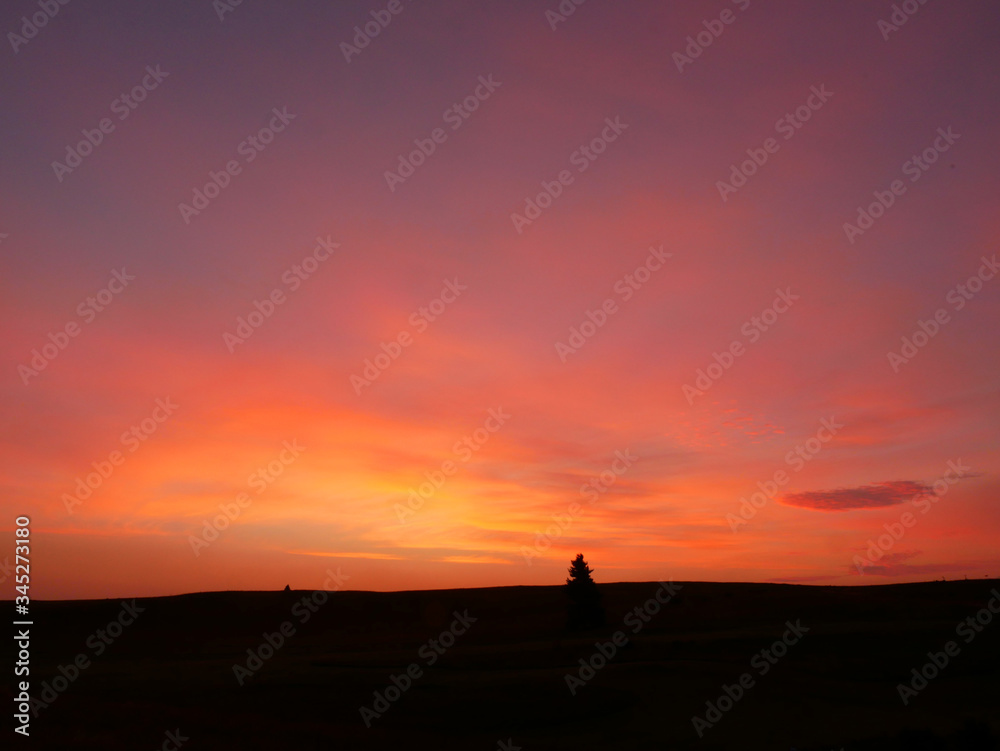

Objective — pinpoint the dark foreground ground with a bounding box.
[5,579,1000,750]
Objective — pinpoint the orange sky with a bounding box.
[2,0,998,599]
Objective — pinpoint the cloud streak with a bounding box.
[781,481,931,511]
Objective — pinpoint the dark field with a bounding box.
[8,579,1000,750]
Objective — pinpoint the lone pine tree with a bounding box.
[565,554,605,629]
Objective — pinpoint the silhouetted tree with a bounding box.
[566,554,597,598]
[565,554,605,630]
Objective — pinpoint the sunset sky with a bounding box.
[2,0,998,599]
